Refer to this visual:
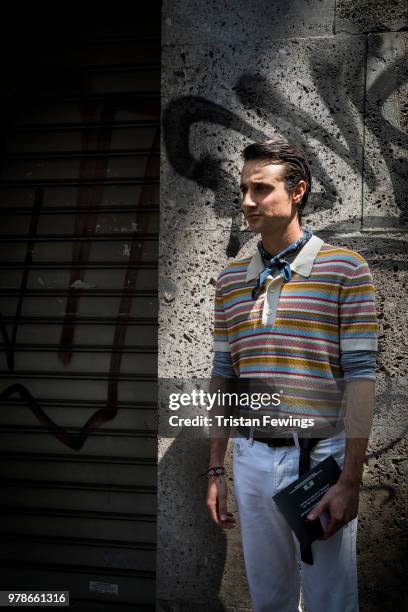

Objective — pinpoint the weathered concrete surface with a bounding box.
[159,2,408,610]
[158,229,232,378]
[157,224,252,607]
[353,231,408,612]
[162,35,367,241]
[157,437,250,611]
[360,424,408,612]
[317,232,408,378]
[336,0,408,34]
[364,33,408,229]
[158,230,408,611]
[163,0,336,45]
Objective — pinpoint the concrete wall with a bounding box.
[159,1,408,610]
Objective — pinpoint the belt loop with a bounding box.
[292,431,300,450]
[248,426,254,446]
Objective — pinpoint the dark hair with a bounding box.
[242,137,312,223]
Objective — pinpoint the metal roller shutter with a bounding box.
[0,7,160,610]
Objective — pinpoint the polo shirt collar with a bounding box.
[245,234,324,282]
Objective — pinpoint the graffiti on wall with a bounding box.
[163,54,408,256]
[0,96,159,450]
[162,53,408,500]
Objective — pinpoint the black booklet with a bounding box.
[273,455,342,550]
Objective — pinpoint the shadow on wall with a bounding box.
[163,53,408,258]
[162,47,408,610]
[157,427,229,612]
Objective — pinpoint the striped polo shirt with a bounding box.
[213,235,378,418]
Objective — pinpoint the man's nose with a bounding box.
[242,191,257,209]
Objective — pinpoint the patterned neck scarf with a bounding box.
[251,228,313,299]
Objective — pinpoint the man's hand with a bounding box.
[306,480,359,540]
[306,380,375,540]
[206,475,236,529]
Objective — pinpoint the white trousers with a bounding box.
[233,433,359,612]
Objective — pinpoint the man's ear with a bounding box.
[292,180,307,204]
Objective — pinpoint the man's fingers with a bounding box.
[307,498,328,521]
[215,480,229,521]
[220,512,236,529]
[221,511,236,523]
[206,500,235,529]
[218,498,228,522]
[206,477,235,529]
[207,504,235,528]
[206,492,229,525]
[207,500,220,525]
[218,498,236,527]
[217,495,235,529]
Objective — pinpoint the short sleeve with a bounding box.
[339,261,378,352]
[213,274,231,352]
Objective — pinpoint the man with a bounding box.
[205,137,377,612]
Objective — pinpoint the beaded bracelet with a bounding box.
[200,466,226,478]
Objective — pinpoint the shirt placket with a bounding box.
[261,274,284,326]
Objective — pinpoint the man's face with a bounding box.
[240,160,297,234]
